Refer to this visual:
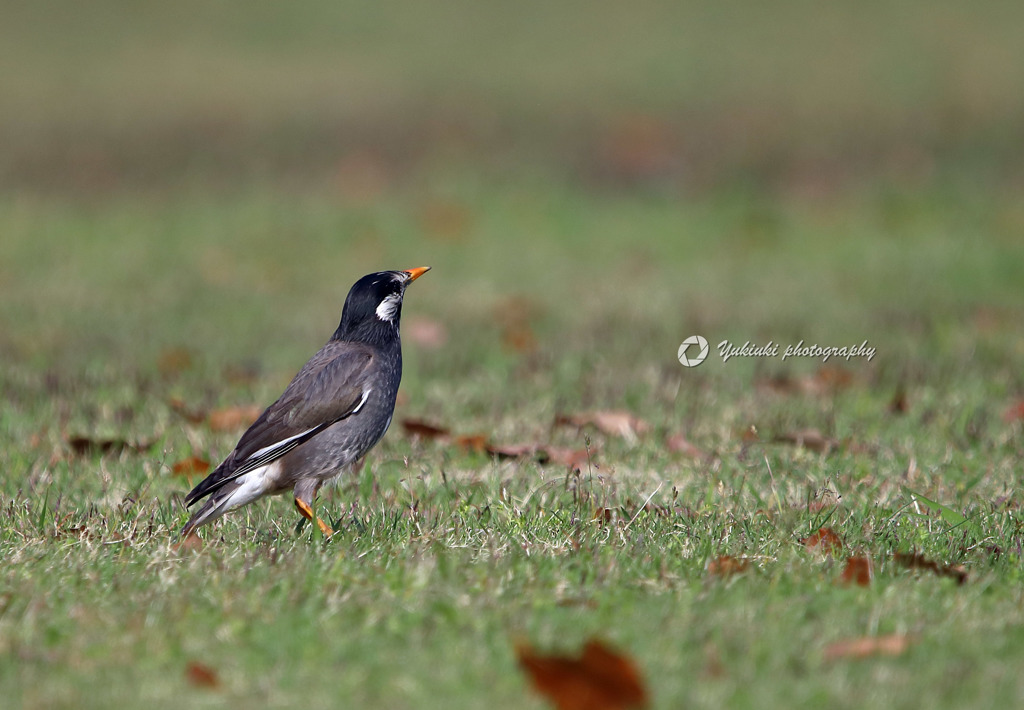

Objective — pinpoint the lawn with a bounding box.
[2,3,1024,709]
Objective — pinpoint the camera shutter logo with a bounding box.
[677,335,709,367]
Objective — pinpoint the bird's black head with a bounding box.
[332,267,430,344]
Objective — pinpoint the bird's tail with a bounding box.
[179,480,246,537]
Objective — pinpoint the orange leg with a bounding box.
[294,497,334,536]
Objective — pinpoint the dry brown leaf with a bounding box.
[174,533,204,553]
[706,555,750,577]
[893,552,968,585]
[494,296,540,354]
[168,397,207,424]
[598,114,677,182]
[207,405,262,432]
[824,634,911,662]
[556,411,650,442]
[840,556,872,586]
[486,442,540,458]
[665,433,705,458]
[556,597,599,610]
[406,317,448,349]
[222,361,260,385]
[185,660,220,688]
[800,528,843,555]
[67,436,153,457]
[738,425,760,443]
[814,366,854,392]
[538,445,594,472]
[402,418,451,441]
[773,428,837,453]
[756,374,802,395]
[888,386,909,414]
[172,456,210,477]
[973,306,1010,333]
[702,642,726,679]
[1003,400,1024,423]
[758,366,854,396]
[454,434,489,454]
[501,323,538,353]
[487,441,595,471]
[517,638,649,710]
[158,346,194,376]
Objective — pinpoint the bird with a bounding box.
[180,266,430,537]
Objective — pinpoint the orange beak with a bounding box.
[403,266,431,282]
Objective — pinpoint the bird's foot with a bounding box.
[294,497,334,536]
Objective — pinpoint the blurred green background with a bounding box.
[3,0,1023,376]
[4,4,1024,709]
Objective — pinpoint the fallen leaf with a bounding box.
[556,411,650,443]
[893,552,968,585]
[665,433,705,458]
[706,555,750,577]
[454,434,489,453]
[172,456,210,477]
[1003,400,1024,423]
[738,425,760,443]
[406,317,448,349]
[773,428,837,453]
[814,366,854,392]
[757,374,802,395]
[402,418,451,441]
[222,361,260,385]
[517,638,649,710]
[495,296,539,354]
[158,346,194,376]
[800,528,843,555]
[598,113,678,182]
[888,386,909,414]
[168,397,206,424]
[486,442,540,458]
[486,442,595,471]
[757,366,854,396]
[556,597,599,610]
[702,642,726,679]
[537,445,594,472]
[207,405,262,432]
[67,436,154,457]
[502,323,538,353]
[824,634,911,662]
[974,305,1010,333]
[840,556,872,586]
[185,661,220,688]
[174,533,204,553]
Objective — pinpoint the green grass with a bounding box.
[3,2,1024,709]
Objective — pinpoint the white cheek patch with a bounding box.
[375,292,402,322]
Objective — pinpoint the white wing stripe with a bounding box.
[247,427,319,462]
[225,389,370,482]
[351,389,371,414]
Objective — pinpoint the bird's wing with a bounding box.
[184,343,376,507]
